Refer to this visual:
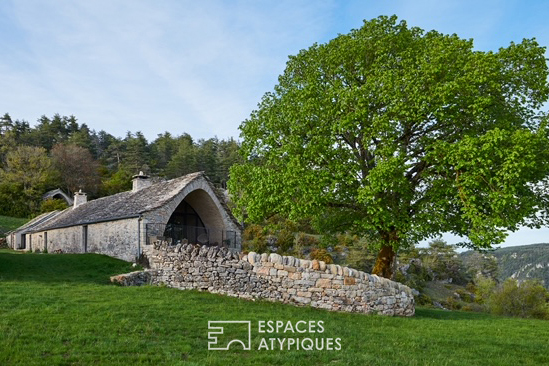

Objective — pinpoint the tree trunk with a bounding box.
[372,244,396,279]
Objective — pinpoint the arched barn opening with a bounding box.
[157,189,237,248]
[42,189,73,206]
[142,173,241,251]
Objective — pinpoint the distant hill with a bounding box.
[462,243,549,287]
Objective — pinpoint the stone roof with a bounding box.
[10,210,63,234]
[32,172,238,232]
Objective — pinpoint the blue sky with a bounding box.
[1,0,549,248]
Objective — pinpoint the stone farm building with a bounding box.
[6,172,242,262]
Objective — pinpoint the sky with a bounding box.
[1,0,549,248]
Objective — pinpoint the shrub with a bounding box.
[296,232,319,248]
[473,275,497,305]
[455,288,475,303]
[242,224,267,253]
[443,296,462,310]
[310,248,333,264]
[276,229,295,254]
[294,232,320,257]
[40,198,68,213]
[488,279,549,319]
[416,293,432,306]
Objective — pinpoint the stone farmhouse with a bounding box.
[6,172,242,262]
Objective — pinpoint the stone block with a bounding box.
[278,270,289,277]
[288,272,302,280]
[269,253,283,264]
[319,261,327,271]
[256,267,270,276]
[316,278,332,288]
[344,276,356,285]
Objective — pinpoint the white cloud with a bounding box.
[0,0,338,139]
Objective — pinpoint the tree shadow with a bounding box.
[414,307,494,321]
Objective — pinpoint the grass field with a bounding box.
[0,215,29,234]
[1,250,548,365]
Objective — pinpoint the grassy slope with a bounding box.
[0,215,29,234]
[1,250,548,366]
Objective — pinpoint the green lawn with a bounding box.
[1,250,548,365]
[0,215,29,234]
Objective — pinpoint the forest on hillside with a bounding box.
[462,243,549,287]
[0,113,242,218]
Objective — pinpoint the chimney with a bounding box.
[132,171,152,192]
[73,190,87,208]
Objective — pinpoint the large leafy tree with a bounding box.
[229,16,549,278]
[51,143,101,195]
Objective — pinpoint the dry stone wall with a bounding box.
[114,242,415,316]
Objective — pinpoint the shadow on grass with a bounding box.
[414,307,494,321]
[0,250,137,285]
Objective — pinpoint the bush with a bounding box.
[294,232,320,257]
[473,275,497,305]
[242,224,267,253]
[416,293,432,306]
[488,279,549,319]
[40,198,68,213]
[310,248,333,264]
[276,229,295,254]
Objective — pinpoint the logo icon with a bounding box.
[208,321,251,350]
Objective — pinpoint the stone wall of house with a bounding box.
[31,226,82,253]
[28,218,141,261]
[114,242,415,316]
[87,218,140,262]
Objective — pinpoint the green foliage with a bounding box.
[488,279,549,319]
[276,228,295,254]
[40,198,68,213]
[420,239,469,285]
[462,251,500,281]
[395,258,431,291]
[309,248,333,264]
[99,166,133,196]
[0,146,55,216]
[333,234,377,273]
[0,112,242,217]
[295,232,319,248]
[229,14,549,273]
[242,224,267,253]
[473,275,498,305]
